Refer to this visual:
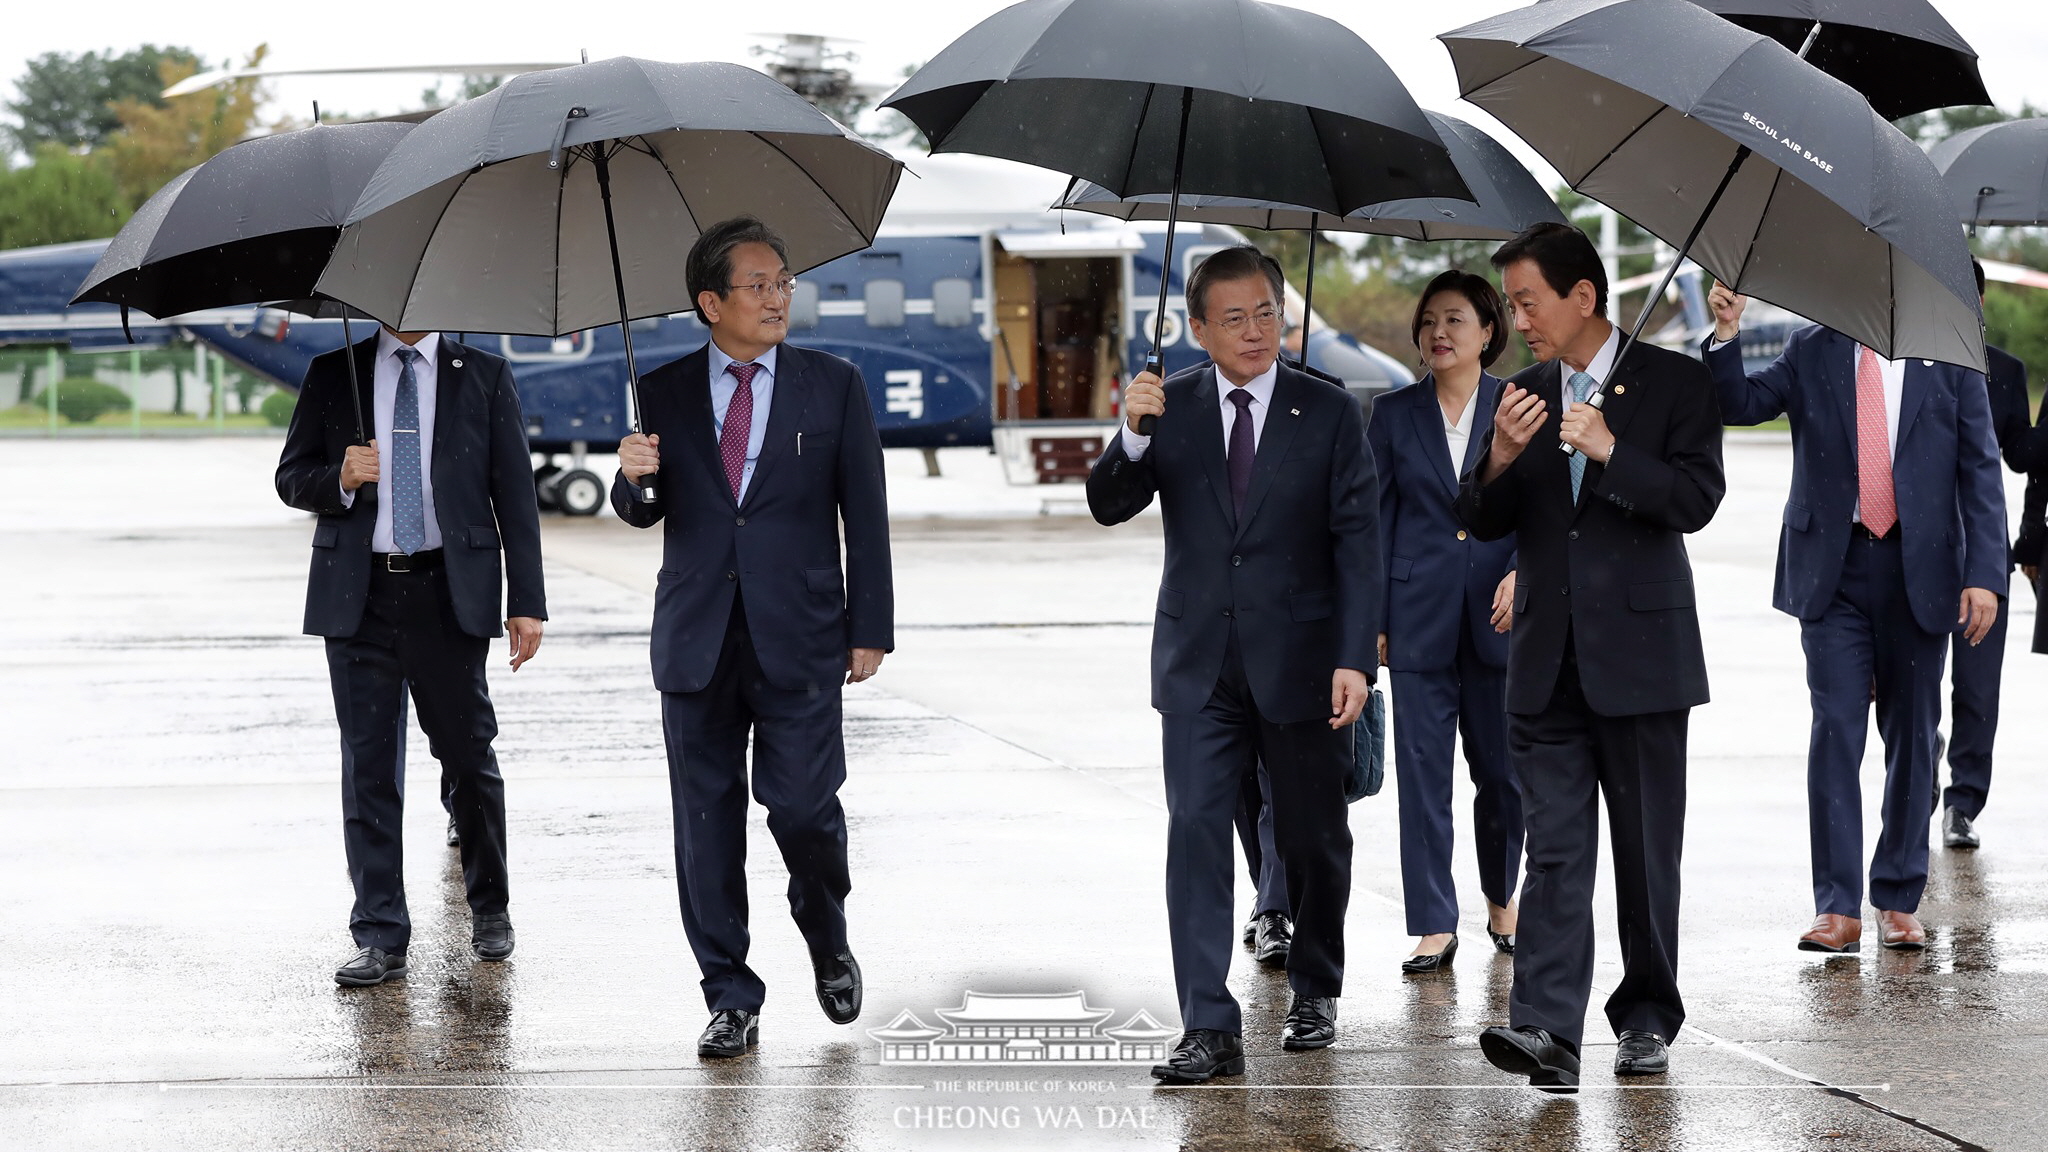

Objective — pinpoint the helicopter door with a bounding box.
[990,231,1140,424]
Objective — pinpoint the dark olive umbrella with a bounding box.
[1928,117,2048,229]
[71,119,417,442]
[1441,0,1983,408]
[1692,0,1989,120]
[1055,110,1564,362]
[882,0,1466,430]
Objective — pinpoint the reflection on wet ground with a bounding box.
[1,439,2044,1150]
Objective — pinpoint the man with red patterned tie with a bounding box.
[1705,286,2005,955]
[613,216,893,1059]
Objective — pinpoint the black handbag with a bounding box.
[1345,687,1386,802]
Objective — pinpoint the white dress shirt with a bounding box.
[1441,385,1477,476]
[1561,323,1622,415]
[1118,358,1281,461]
[708,339,778,502]
[1707,332,1905,518]
[339,330,443,552]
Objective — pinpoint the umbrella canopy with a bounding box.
[1055,111,1563,241]
[1928,118,2048,228]
[1691,0,1988,120]
[315,57,903,336]
[71,120,415,317]
[1441,0,1983,372]
[879,0,1468,215]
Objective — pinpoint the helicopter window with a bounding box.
[865,279,905,328]
[789,280,819,329]
[932,278,973,328]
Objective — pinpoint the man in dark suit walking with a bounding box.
[1458,223,1725,1092]
[1935,262,2031,850]
[277,326,547,987]
[1089,244,1380,1084]
[613,216,892,1059]
[1705,285,2004,953]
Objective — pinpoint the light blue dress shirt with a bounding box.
[339,329,443,552]
[707,340,777,503]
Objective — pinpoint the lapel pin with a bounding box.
[451,358,463,368]
[1613,385,1625,395]
[1290,408,1300,416]
[1922,360,1934,367]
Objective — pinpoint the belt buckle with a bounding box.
[385,552,412,574]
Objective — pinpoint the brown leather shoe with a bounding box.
[1876,909,1926,950]
[1797,913,1861,953]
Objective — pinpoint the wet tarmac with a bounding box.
[2,437,2044,1151]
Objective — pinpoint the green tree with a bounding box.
[0,144,129,248]
[1894,102,2040,147]
[101,47,271,211]
[4,45,200,153]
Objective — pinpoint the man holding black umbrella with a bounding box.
[1456,223,1725,1092]
[276,325,547,987]
[612,217,891,1059]
[1089,244,1379,1084]
[1704,284,2004,953]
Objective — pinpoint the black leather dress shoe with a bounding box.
[1242,916,1258,947]
[698,1009,760,1058]
[1281,995,1337,1050]
[812,951,863,1024]
[1401,934,1458,974]
[471,913,514,961]
[1150,1029,1244,1084]
[1253,911,1292,968]
[334,946,407,987]
[1614,1029,1669,1075]
[1479,1025,1580,1093]
[1943,807,1980,849]
[446,816,461,848]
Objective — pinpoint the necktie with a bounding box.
[391,346,426,555]
[1227,388,1255,520]
[1856,346,1897,538]
[1567,370,1594,503]
[721,362,759,501]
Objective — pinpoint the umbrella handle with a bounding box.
[1563,145,1750,456]
[1138,86,1196,436]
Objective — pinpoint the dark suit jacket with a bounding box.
[1087,360,1381,725]
[1705,326,2007,634]
[1367,373,1516,672]
[1455,341,1724,717]
[275,337,546,639]
[611,342,892,694]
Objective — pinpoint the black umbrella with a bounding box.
[1692,0,1989,120]
[71,119,416,443]
[882,0,1466,430]
[1055,110,1564,364]
[1928,118,2048,229]
[1441,0,1983,416]
[317,58,902,500]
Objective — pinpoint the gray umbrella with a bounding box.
[882,0,1465,429]
[1055,110,1563,364]
[1928,118,2048,229]
[1692,0,1989,120]
[315,55,903,474]
[72,119,417,442]
[1441,0,1983,379]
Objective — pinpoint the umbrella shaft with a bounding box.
[1299,217,1318,369]
[1140,86,1195,437]
[593,148,658,504]
[1796,21,1822,58]
[342,310,367,445]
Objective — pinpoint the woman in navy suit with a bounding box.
[1367,270,1523,972]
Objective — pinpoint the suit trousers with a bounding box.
[1161,626,1352,1034]
[1233,761,1287,918]
[1391,614,1521,936]
[324,566,508,952]
[1801,532,1946,916]
[1508,637,1687,1050]
[1943,571,2008,820]
[659,593,852,1013]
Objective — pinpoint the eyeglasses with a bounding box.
[1201,307,1282,336]
[726,276,798,300]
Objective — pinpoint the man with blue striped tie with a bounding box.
[277,324,547,988]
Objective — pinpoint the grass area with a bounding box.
[0,405,278,432]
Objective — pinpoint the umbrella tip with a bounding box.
[581,48,589,64]
[312,100,320,123]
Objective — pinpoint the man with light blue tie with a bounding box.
[612,217,893,1059]
[277,325,548,987]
